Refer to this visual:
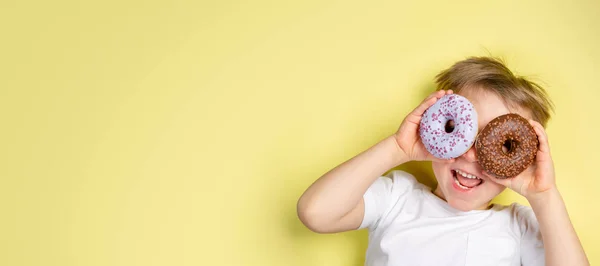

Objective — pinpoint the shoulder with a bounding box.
[385,170,418,184]
[491,202,535,219]
[375,170,426,193]
[494,203,540,237]
[508,203,537,223]
[479,203,539,237]
[360,170,427,231]
[511,203,540,235]
[365,170,421,196]
[506,204,545,265]
[360,170,423,230]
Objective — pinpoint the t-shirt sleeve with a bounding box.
[358,170,417,231]
[514,204,545,266]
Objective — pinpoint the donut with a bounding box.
[419,94,478,159]
[475,113,538,179]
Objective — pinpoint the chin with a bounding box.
[432,161,503,211]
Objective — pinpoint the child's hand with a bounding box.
[486,122,590,265]
[393,90,455,163]
[484,120,556,201]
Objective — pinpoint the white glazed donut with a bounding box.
[419,94,478,159]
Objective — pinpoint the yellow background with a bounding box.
[2,0,598,265]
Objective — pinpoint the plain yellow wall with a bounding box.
[2,0,599,265]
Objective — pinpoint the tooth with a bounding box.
[454,178,468,189]
[467,174,474,179]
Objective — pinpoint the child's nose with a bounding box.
[461,145,478,162]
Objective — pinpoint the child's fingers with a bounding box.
[529,120,551,155]
[417,90,443,106]
[408,90,445,120]
[420,90,445,105]
[430,89,446,99]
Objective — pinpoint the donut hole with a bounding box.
[444,120,455,133]
[502,139,517,154]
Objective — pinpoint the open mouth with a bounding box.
[452,169,484,190]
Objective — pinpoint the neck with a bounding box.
[432,185,493,211]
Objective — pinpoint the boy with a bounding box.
[297,57,589,265]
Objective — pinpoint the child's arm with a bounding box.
[487,121,589,266]
[297,90,453,233]
[530,188,588,266]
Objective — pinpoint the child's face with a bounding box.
[431,88,532,211]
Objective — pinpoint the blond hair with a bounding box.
[435,56,555,127]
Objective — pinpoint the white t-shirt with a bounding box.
[359,170,545,266]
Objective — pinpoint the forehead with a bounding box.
[457,88,532,130]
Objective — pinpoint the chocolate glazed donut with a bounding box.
[475,114,539,179]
